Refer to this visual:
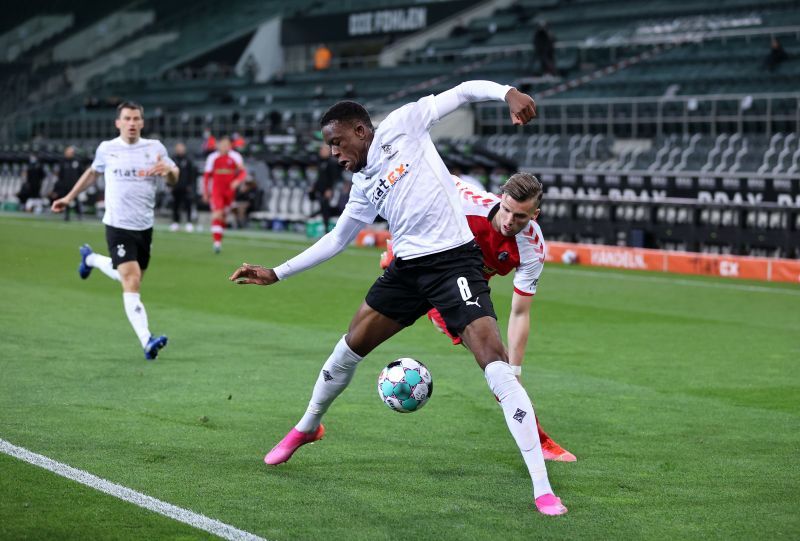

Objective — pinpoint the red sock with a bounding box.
[535,415,551,443]
[212,218,224,243]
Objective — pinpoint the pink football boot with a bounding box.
[264,424,325,465]
[535,493,568,516]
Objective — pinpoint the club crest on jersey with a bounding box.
[116,244,126,258]
[371,163,409,210]
[498,251,509,261]
[381,144,398,159]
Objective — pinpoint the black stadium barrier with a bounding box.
[527,168,799,258]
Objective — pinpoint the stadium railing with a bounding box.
[477,92,800,138]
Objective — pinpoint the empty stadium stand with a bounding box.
[1,0,797,257]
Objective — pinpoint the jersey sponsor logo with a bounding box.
[371,163,409,209]
[112,168,153,180]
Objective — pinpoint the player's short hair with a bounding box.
[501,172,543,208]
[320,101,372,129]
[116,101,144,118]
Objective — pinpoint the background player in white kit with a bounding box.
[230,81,568,515]
[51,102,179,360]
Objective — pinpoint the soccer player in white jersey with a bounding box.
[51,102,179,360]
[230,81,568,515]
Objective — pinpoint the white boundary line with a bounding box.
[0,438,267,541]
[549,266,800,296]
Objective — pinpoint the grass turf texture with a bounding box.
[1,214,798,540]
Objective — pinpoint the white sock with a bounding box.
[123,292,151,348]
[485,361,553,499]
[86,253,120,281]
[295,335,363,433]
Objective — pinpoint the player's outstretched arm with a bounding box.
[229,214,366,286]
[508,291,534,377]
[432,81,536,126]
[51,168,99,213]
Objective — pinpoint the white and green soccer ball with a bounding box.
[377,358,432,413]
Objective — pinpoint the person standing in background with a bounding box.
[203,135,247,253]
[309,144,342,232]
[19,153,46,212]
[314,43,332,70]
[170,142,198,232]
[533,21,557,76]
[51,146,85,220]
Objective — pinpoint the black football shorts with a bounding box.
[105,225,153,270]
[365,240,496,336]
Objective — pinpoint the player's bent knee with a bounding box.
[117,262,142,292]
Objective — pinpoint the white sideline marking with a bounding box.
[549,267,800,297]
[0,439,267,541]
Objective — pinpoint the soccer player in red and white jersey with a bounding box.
[422,173,575,462]
[203,135,246,253]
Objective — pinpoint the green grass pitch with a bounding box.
[0,214,798,540]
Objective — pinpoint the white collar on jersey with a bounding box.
[115,136,144,147]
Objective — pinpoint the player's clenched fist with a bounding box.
[229,263,278,286]
[505,88,537,125]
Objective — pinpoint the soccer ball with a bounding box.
[377,358,433,413]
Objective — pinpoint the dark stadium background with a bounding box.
[2,0,799,261]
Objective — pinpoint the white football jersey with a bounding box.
[91,137,175,230]
[342,94,473,259]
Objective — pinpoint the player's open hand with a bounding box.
[229,263,278,286]
[51,197,69,213]
[146,154,173,177]
[505,88,537,125]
